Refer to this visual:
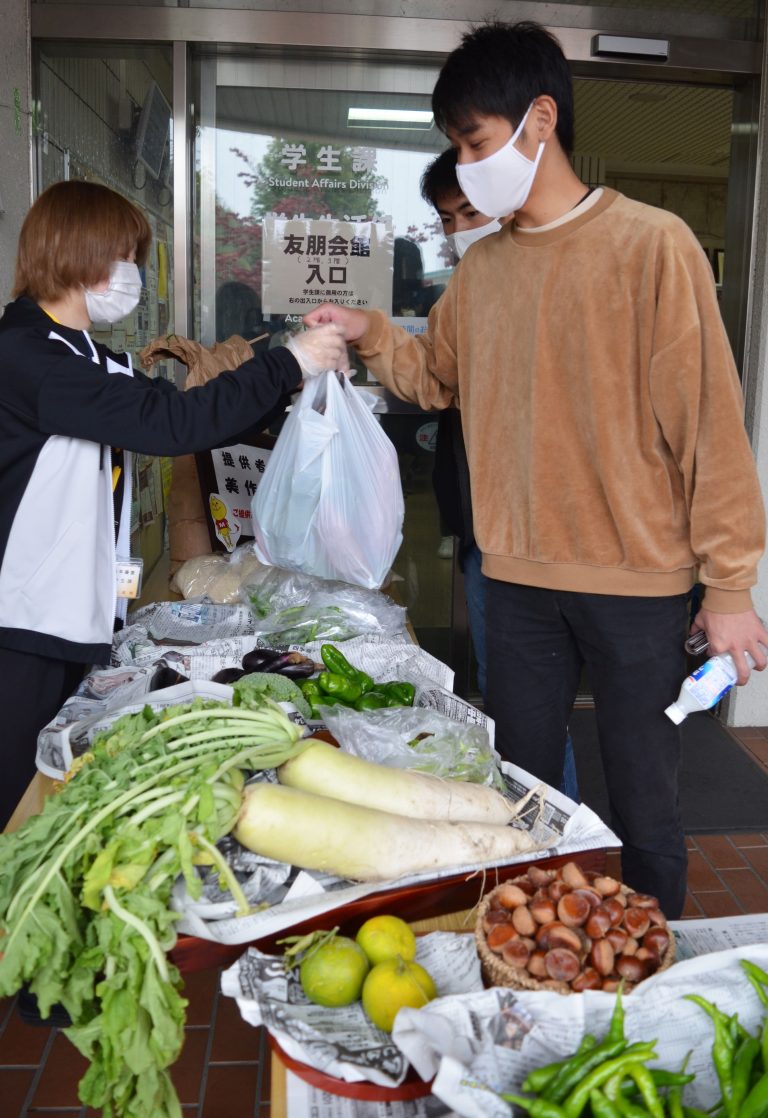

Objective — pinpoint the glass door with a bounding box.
[190,41,756,699]
[192,48,460,668]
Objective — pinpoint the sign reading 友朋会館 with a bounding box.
[261,215,393,315]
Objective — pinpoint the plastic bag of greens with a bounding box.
[250,372,404,589]
[321,704,505,788]
[240,564,349,619]
[248,586,406,646]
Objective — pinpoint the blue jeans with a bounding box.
[463,545,580,802]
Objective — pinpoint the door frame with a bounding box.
[31,3,763,357]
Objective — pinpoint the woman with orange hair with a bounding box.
[0,180,346,825]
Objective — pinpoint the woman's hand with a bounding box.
[286,322,349,377]
[303,303,369,342]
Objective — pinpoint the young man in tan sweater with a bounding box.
[305,21,767,917]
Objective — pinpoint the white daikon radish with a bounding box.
[277,739,520,825]
[233,782,550,882]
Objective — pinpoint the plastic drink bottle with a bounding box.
[665,631,762,724]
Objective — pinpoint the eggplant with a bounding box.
[149,665,190,691]
[241,648,283,674]
[211,667,246,686]
[272,659,315,679]
[240,648,315,678]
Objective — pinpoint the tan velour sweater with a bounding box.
[356,189,765,612]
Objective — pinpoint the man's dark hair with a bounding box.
[420,148,460,210]
[432,21,574,157]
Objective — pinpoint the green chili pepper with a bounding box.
[318,672,362,703]
[612,1095,651,1118]
[501,1095,569,1118]
[738,1072,768,1118]
[589,1089,625,1118]
[685,995,736,1116]
[547,1038,628,1104]
[729,1013,751,1048]
[646,1071,696,1089]
[354,691,389,711]
[524,1036,599,1095]
[562,1043,657,1118]
[547,993,627,1103]
[741,962,768,1010]
[608,984,627,1043]
[623,1062,665,1118]
[603,1072,654,1118]
[523,1060,571,1096]
[732,1038,761,1117]
[667,1083,686,1118]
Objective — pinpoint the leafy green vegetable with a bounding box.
[0,697,308,1117]
[406,733,506,789]
[252,603,357,645]
[233,671,312,719]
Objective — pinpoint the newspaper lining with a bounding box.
[221,932,484,1088]
[283,1072,458,1117]
[390,930,768,1118]
[35,635,472,779]
[171,770,618,945]
[235,916,768,1117]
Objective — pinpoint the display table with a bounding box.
[1,587,612,1118]
[4,772,55,834]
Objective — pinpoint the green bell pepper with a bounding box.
[298,678,323,703]
[354,690,389,711]
[320,644,374,693]
[318,671,362,703]
[379,681,416,707]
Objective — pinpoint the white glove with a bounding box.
[286,323,349,378]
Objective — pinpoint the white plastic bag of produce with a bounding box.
[251,371,404,589]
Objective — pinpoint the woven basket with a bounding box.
[475,877,675,995]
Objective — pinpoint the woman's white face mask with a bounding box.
[456,103,545,219]
[446,218,503,260]
[84,260,142,325]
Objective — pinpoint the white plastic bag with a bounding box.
[251,372,404,588]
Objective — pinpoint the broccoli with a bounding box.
[232,672,312,720]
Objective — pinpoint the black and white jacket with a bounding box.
[0,297,301,665]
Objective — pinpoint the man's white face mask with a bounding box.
[446,218,503,260]
[456,102,545,219]
[84,261,142,325]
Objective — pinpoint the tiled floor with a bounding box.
[2,724,768,1117]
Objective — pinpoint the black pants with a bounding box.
[484,582,689,918]
[0,648,85,830]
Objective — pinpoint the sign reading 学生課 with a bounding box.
[261,216,393,315]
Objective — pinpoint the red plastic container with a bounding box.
[169,846,609,975]
[268,1034,434,1101]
